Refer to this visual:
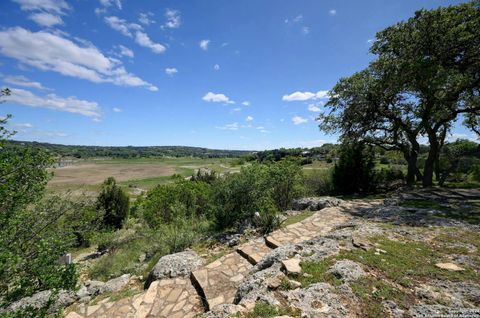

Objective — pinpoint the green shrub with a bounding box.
[212,160,304,231]
[332,142,375,195]
[139,180,212,228]
[96,177,130,229]
[304,169,333,196]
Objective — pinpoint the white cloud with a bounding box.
[242,101,250,106]
[165,67,178,76]
[104,17,166,54]
[15,122,33,128]
[112,107,121,112]
[29,12,63,27]
[139,12,155,25]
[3,75,48,90]
[246,116,253,122]
[216,122,239,130]
[13,0,70,14]
[163,9,181,29]
[292,116,308,125]
[213,64,220,71]
[117,45,134,58]
[104,16,142,37]
[302,26,310,35]
[0,27,156,91]
[282,90,329,102]
[134,31,166,54]
[293,14,303,23]
[99,0,122,10]
[6,88,102,119]
[202,92,234,104]
[329,9,337,16]
[232,107,241,112]
[13,0,70,27]
[307,104,321,112]
[199,39,210,51]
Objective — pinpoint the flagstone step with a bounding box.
[266,206,351,248]
[237,238,273,265]
[66,278,203,318]
[191,251,252,311]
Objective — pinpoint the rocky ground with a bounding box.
[7,189,480,318]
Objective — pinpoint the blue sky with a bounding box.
[0,0,475,150]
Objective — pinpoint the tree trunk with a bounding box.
[423,134,439,187]
[405,153,418,186]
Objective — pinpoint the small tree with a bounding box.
[97,177,130,229]
[332,142,375,195]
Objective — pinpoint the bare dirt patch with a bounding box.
[49,163,176,186]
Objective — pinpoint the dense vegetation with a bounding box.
[320,1,480,187]
[5,140,253,159]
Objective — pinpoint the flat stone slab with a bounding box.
[435,262,465,271]
[237,239,273,265]
[266,206,352,248]
[66,278,203,318]
[192,251,252,310]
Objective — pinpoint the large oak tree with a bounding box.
[319,1,480,186]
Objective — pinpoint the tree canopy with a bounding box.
[319,1,480,186]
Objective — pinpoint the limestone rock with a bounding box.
[267,272,286,289]
[5,289,78,314]
[327,260,365,282]
[103,274,130,293]
[282,258,301,276]
[283,283,349,318]
[435,262,464,271]
[352,235,372,250]
[292,197,343,211]
[145,250,204,288]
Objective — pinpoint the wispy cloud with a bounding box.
[165,67,178,76]
[3,75,49,90]
[199,39,210,51]
[213,64,220,71]
[202,92,234,104]
[216,122,239,130]
[162,9,181,29]
[104,16,166,54]
[307,104,321,112]
[0,27,157,91]
[112,107,122,112]
[138,12,155,25]
[6,88,102,119]
[246,116,253,122]
[242,101,250,106]
[13,0,71,27]
[329,9,337,16]
[116,45,134,58]
[282,90,329,102]
[292,115,308,125]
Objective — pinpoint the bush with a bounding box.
[332,142,375,195]
[304,169,334,196]
[96,177,130,229]
[375,168,405,184]
[212,160,304,230]
[139,180,212,228]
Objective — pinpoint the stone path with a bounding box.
[66,278,203,318]
[266,206,352,248]
[66,199,374,318]
[191,252,252,310]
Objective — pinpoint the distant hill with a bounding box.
[6,140,254,159]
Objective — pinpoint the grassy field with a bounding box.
[47,157,242,195]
